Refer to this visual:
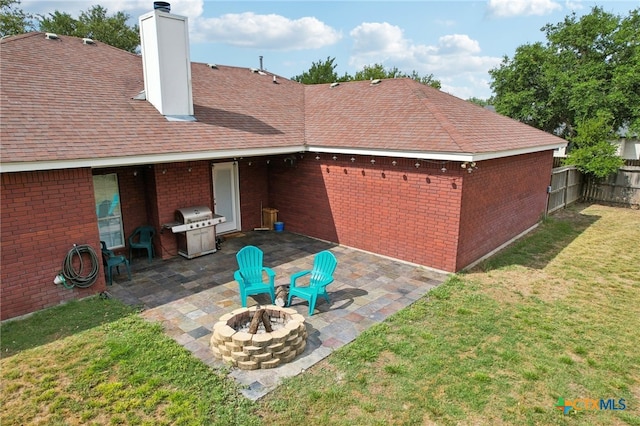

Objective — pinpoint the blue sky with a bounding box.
[22,0,639,99]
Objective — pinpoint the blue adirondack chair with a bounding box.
[288,250,338,316]
[234,245,276,307]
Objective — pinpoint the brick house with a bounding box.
[0,9,566,320]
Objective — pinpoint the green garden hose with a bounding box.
[60,244,100,289]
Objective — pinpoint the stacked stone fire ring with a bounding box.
[210,305,307,370]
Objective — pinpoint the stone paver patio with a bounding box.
[108,230,447,400]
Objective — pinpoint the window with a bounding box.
[93,174,124,249]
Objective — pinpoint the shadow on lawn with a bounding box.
[472,203,600,272]
[0,295,138,358]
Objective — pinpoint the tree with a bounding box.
[565,112,624,178]
[39,11,79,36]
[291,57,346,84]
[467,97,490,107]
[353,64,441,89]
[406,70,441,89]
[293,58,441,89]
[39,5,139,53]
[353,63,393,80]
[489,7,639,178]
[0,0,36,36]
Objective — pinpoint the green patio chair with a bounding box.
[128,225,155,263]
[100,241,131,286]
[288,250,338,316]
[234,245,276,307]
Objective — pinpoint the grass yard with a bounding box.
[257,204,640,425]
[1,203,639,425]
[0,298,259,425]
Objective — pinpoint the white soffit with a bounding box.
[307,143,567,162]
[0,146,307,173]
[1,142,565,173]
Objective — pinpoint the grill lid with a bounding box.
[175,205,213,223]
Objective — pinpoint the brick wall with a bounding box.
[98,162,215,260]
[268,156,463,272]
[1,169,106,320]
[146,162,213,259]
[456,151,554,270]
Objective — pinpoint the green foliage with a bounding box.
[39,10,78,35]
[353,63,441,88]
[0,0,36,36]
[39,5,139,53]
[467,97,490,107]
[293,58,441,88]
[490,43,559,132]
[291,56,341,84]
[564,112,625,178]
[565,140,624,179]
[406,70,442,89]
[1,2,140,53]
[490,6,639,177]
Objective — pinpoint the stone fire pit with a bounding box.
[210,305,307,370]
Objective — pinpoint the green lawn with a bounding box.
[2,203,639,425]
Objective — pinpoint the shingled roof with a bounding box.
[1,32,565,172]
[304,78,565,160]
[0,33,305,171]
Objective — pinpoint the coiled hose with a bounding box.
[60,244,100,289]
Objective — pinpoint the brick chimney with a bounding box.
[139,3,195,120]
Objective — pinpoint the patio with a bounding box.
[108,230,447,400]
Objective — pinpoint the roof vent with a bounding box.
[330,82,340,88]
[153,1,171,13]
[45,33,59,40]
[82,38,95,45]
[370,79,381,85]
[250,68,258,73]
[207,63,218,69]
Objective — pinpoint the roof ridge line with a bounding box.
[406,80,471,153]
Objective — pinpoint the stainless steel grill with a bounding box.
[171,206,225,259]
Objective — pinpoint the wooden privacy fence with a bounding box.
[548,166,583,213]
[582,165,640,206]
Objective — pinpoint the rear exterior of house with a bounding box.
[0,9,565,320]
[267,145,553,273]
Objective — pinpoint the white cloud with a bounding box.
[350,23,408,54]
[347,22,501,99]
[191,12,341,50]
[159,0,204,19]
[98,0,204,18]
[487,0,562,17]
[437,34,481,55]
[22,0,204,24]
[441,73,495,100]
[564,0,585,11]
